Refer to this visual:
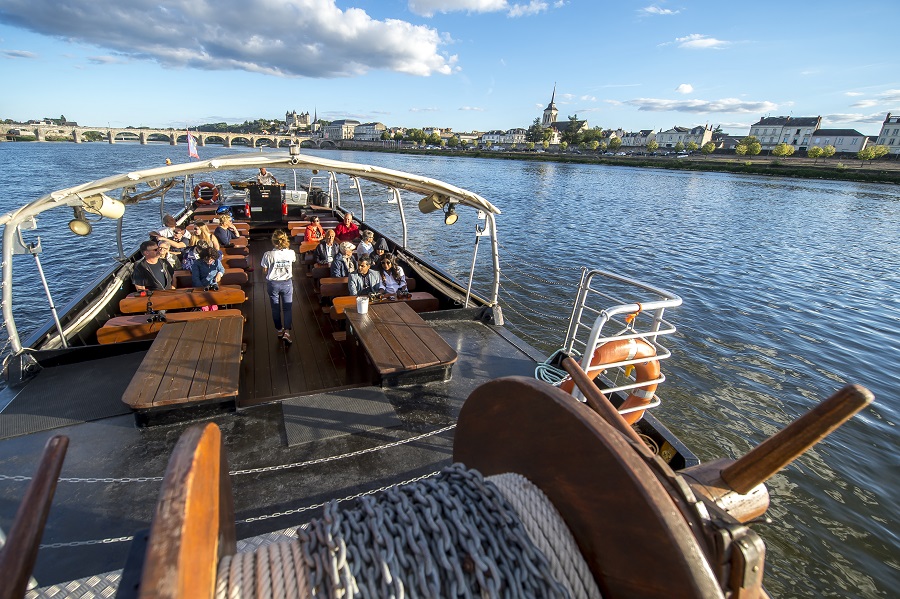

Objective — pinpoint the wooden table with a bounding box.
[332,292,439,316]
[121,316,243,418]
[345,301,457,387]
[119,287,246,314]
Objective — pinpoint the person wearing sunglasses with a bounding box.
[132,240,174,291]
[304,216,324,242]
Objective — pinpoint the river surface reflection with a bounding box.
[1,143,897,597]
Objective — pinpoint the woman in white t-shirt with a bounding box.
[261,230,297,344]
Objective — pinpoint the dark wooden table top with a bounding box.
[345,301,457,375]
[122,315,243,409]
[332,292,439,316]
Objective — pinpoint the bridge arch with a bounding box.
[318,140,339,149]
[204,135,227,146]
[113,131,141,142]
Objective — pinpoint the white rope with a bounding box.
[488,473,602,599]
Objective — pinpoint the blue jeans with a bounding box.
[267,279,293,330]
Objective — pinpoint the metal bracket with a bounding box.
[12,217,40,255]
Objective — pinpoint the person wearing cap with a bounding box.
[257,167,277,185]
[314,229,339,266]
[355,230,375,258]
[304,216,324,242]
[349,256,384,296]
[331,241,358,278]
[334,212,359,242]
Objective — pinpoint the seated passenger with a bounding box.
[379,253,407,294]
[132,240,174,291]
[151,214,189,249]
[191,247,225,288]
[331,242,358,277]
[314,229,339,266]
[304,216,325,242]
[213,214,243,247]
[193,222,222,254]
[334,211,359,242]
[355,230,375,258]
[370,238,390,265]
[349,256,385,296]
[157,240,182,270]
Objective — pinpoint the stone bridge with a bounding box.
[5,125,344,149]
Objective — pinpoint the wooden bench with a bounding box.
[222,255,250,270]
[320,277,349,299]
[97,309,244,344]
[121,316,243,412]
[344,301,457,387]
[174,268,248,289]
[119,287,246,314]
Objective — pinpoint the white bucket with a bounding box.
[356,296,369,314]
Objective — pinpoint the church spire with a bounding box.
[550,82,556,106]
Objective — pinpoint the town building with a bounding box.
[808,129,869,154]
[322,119,360,140]
[620,130,656,147]
[353,122,386,141]
[285,110,311,130]
[748,116,821,151]
[656,125,713,149]
[875,113,900,155]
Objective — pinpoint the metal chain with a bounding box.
[0,424,457,484]
[41,535,135,549]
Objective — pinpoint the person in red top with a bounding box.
[304,216,324,242]
[334,212,359,242]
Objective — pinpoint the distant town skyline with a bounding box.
[1,1,898,136]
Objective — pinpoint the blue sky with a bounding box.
[1,0,898,136]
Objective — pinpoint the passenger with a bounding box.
[314,229,339,266]
[132,240,174,291]
[261,230,297,344]
[151,214,188,249]
[349,256,385,296]
[193,222,222,254]
[257,167,277,185]
[157,240,182,270]
[334,211,359,242]
[214,214,243,247]
[181,238,210,272]
[355,230,375,258]
[379,254,407,294]
[304,216,325,242]
[191,247,225,289]
[370,238,390,265]
[331,242,358,277]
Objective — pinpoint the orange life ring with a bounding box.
[560,338,659,424]
[192,182,219,204]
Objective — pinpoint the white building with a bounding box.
[808,129,869,155]
[322,119,359,140]
[353,122,386,141]
[748,116,821,151]
[480,130,504,145]
[620,130,657,147]
[875,113,900,155]
[500,128,526,145]
[656,125,713,149]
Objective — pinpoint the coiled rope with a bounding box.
[215,464,601,598]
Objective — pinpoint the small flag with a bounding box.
[187,131,199,159]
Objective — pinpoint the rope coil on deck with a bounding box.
[215,464,601,598]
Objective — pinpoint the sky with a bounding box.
[1,0,898,136]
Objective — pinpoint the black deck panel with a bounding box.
[282,387,402,446]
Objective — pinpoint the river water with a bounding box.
[0,142,897,597]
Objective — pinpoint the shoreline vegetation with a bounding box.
[5,136,899,185]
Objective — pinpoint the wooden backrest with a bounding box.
[138,423,235,598]
[97,309,244,344]
[221,255,249,270]
[174,268,249,289]
[0,436,69,599]
[119,288,246,314]
[320,279,349,298]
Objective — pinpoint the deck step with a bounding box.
[332,332,347,342]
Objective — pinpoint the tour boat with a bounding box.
[0,151,869,597]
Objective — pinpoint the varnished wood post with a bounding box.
[722,385,873,494]
[0,435,68,599]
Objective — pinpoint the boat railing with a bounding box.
[559,269,682,411]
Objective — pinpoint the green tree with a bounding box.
[563,114,583,145]
[393,131,404,141]
[426,132,441,145]
[485,140,493,149]
[873,144,890,159]
[686,141,698,152]
[380,131,391,141]
[439,138,447,148]
[448,136,460,147]
[772,143,795,160]
[735,144,748,157]
[674,141,685,152]
[822,145,836,160]
[582,127,605,143]
[609,137,622,152]
[589,140,599,151]
[542,140,550,150]
[559,141,568,152]
[807,146,823,164]
[701,142,716,158]
[857,146,876,166]
[647,139,659,153]
[525,118,545,143]
[406,128,425,143]
[736,136,761,158]
[525,141,535,150]
[599,141,607,151]
[579,141,588,150]
[509,143,518,151]
[461,139,470,148]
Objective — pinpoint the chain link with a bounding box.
[41,535,135,549]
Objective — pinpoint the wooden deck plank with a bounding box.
[187,318,223,399]
[153,320,208,403]
[122,330,181,408]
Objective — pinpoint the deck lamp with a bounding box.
[68,207,92,236]
[444,203,458,225]
[82,193,125,220]
[418,193,444,214]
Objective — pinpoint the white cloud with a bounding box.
[845,92,864,97]
[508,1,549,17]
[673,34,729,50]
[878,89,900,102]
[641,6,679,16]
[824,112,890,124]
[626,97,777,114]
[409,107,440,112]
[88,55,126,64]
[675,83,693,94]
[459,106,485,111]
[580,95,596,102]
[2,49,36,58]
[851,99,879,108]
[0,0,456,77]
[409,0,506,17]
